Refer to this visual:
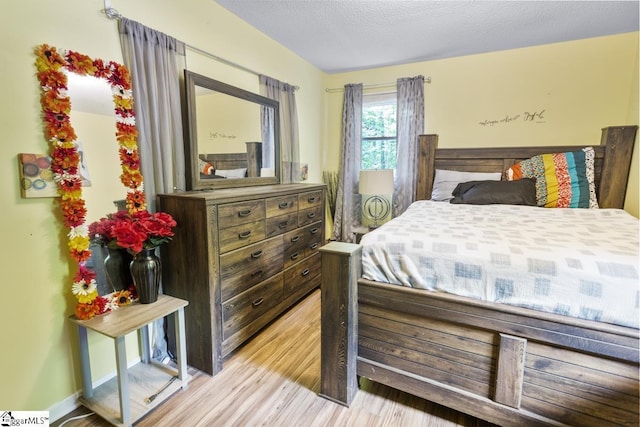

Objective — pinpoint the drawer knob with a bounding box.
[251,250,263,259]
[307,212,316,219]
[279,221,289,229]
[238,209,252,217]
[310,228,319,234]
[302,268,310,277]
[252,297,264,307]
[290,252,299,260]
[307,196,317,203]
[309,243,318,250]
[251,270,264,278]
[278,201,290,209]
[290,235,300,242]
[238,230,252,239]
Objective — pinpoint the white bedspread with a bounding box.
[360,201,639,328]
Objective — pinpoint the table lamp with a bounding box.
[359,169,394,229]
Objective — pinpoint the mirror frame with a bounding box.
[184,70,281,191]
[35,44,145,318]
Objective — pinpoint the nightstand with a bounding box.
[353,226,371,244]
[69,294,189,427]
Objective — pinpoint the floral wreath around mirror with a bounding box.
[35,44,175,320]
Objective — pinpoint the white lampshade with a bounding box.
[359,169,394,195]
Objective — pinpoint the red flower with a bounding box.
[60,199,87,228]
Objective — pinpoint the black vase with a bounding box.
[103,247,134,292]
[130,248,161,304]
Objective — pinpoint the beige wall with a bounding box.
[0,0,324,417]
[1,0,637,418]
[323,32,639,216]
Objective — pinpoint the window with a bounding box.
[362,92,397,170]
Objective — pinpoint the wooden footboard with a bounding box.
[320,243,640,427]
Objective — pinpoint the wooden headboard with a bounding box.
[200,152,248,172]
[416,125,638,209]
[200,142,263,178]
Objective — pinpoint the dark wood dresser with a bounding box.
[157,183,325,375]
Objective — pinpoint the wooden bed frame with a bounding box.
[320,126,639,427]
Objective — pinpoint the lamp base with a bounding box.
[361,194,392,228]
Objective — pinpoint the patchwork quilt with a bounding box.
[360,201,639,328]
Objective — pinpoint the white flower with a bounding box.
[71,279,97,296]
[69,224,88,239]
[116,116,136,126]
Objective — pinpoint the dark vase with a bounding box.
[103,247,134,292]
[129,248,161,304]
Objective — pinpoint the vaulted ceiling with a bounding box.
[215,1,640,73]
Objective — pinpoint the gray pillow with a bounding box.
[431,169,502,201]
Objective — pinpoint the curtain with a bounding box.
[118,17,186,211]
[394,76,425,217]
[118,17,186,361]
[332,84,363,243]
[259,75,300,183]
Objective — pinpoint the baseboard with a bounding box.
[48,356,141,422]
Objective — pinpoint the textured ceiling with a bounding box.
[215,0,640,73]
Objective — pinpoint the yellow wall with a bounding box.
[324,32,639,216]
[1,0,637,418]
[0,0,324,417]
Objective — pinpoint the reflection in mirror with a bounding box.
[66,73,125,296]
[184,71,280,190]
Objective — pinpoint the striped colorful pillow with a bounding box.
[506,147,598,208]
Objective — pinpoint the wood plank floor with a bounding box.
[54,289,496,427]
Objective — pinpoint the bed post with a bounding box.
[319,242,362,406]
[416,134,439,201]
[598,125,638,209]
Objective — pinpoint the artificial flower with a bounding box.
[90,210,176,255]
[71,279,97,297]
[126,190,146,211]
[75,302,101,320]
[113,289,133,306]
[59,199,87,228]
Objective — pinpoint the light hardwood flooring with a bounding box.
[54,289,496,427]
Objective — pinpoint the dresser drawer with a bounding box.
[298,190,323,211]
[266,212,298,238]
[222,274,284,339]
[219,221,266,253]
[220,237,284,301]
[218,200,265,229]
[266,194,298,218]
[283,222,323,268]
[284,252,321,294]
[298,205,322,227]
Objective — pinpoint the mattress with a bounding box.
[360,201,639,328]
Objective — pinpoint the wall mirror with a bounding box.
[184,70,281,190]
[36,45,144,318]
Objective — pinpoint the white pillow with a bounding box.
[215,168,247,178]
[431,169,502,201]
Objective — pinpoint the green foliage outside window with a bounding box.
[362,102,397,170]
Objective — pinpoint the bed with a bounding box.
[319,125,639,427]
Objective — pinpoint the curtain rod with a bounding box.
[102,3,299,90]
[325,77,432,93]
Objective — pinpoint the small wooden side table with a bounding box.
[353,226,370,244]
[69,294,190,427]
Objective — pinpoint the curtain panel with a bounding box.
[259,76,300,184]
[394,76,425,217]
[118,17,186,361]
[332,84,363,243]
[118,17,186,211]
